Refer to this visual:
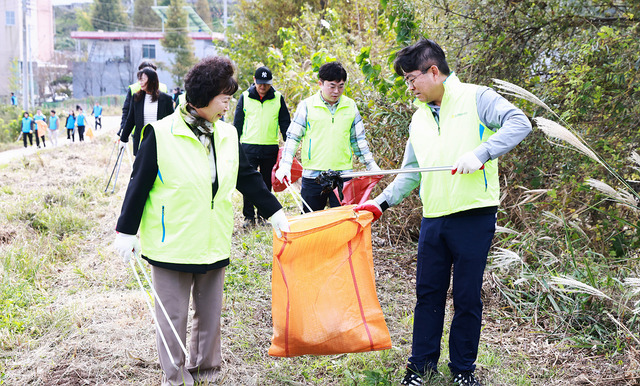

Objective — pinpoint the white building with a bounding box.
[70,30,223,98]
[0,0,55,106]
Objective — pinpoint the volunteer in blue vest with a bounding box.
[233,66,291,227]
[11,92,17,105]
[65,110,76,142]
[274,61,380,212]
[356,39,532,386]
[113,56,289,386]
[92,102,102,130]
[49,110,59,147]
[76,107,87,142]
[21,111,33,148]
[118,61,168,144]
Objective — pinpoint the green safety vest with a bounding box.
[301,92,355,171]
[410,73,499,218]
[240,90,282,145]
[139,111,239,265]
[129,81,168,94]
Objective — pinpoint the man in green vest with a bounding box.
[117,61,168,146]
[275,61,379,212]
[234,66,291,227]
[356,39,532,386]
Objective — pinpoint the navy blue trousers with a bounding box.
[408,212,496,375]
[241,144,279,220]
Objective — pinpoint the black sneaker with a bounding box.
[452,371,482,385]
[401,366,440,385]
[401,371,422,386]
[242,218,255,228]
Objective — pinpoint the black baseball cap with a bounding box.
[254,66,273,84]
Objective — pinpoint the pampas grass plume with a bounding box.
[492,79,552,113]
[533,117,603,165]
[548,274,611,300]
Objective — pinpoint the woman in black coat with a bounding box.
[120,68,174,155]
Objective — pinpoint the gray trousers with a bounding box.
[151,265,225,386]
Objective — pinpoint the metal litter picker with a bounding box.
[315,165,482,201]
[129,252,188,370]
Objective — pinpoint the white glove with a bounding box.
[113,232,140,264]
[275,164,292,183]
[118,140,127,152]
[452,151,484,174]
[270,209,290,238]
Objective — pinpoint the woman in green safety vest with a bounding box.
[113,56,289,386]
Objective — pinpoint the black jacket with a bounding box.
[120,91,174,155]
[233,85,291,140]
[116,125,282,273]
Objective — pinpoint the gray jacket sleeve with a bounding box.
[473,86,532,163]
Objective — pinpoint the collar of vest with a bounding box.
[413,72,462,111]
[247,85,276,101]
[168,113,235,144]
[167,113,199,140]
[310,91,350,109]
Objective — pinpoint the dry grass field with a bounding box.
[0,117,636,385]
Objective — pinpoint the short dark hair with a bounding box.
[51,110,56,114]
[135,67,160,102]
[184,57,238,108]
[138,61,157,71]
[318,61,347,82]
[394,39,450,77]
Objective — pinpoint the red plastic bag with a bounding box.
[269,205,392,357]
[271,148,303,192]
[335,175,383,205]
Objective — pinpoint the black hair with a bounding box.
[138,61,157,71]
[184,56,238,108]
[50,110,56,114]
[394,39,450,77]
[134,68,160,102]
[318,61,348,82]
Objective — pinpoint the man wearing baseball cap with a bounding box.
[234,66,292,228]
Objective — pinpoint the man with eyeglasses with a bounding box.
[356,39,532,385]
[275,61,380,211]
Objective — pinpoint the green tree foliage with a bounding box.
[232,0,325,51]
[161,0,198,85]
[91,0,128,31]
[133,0,162,31]
[54,3,92,50]
[195,0,213,29]
[76,8,94,31]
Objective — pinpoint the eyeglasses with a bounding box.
[404,67,434,88]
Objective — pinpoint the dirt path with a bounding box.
[0,115,121,166]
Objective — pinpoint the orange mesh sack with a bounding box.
[269,205,392,357]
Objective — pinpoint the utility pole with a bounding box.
[223,0,228,31]
[21,0,29,109]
